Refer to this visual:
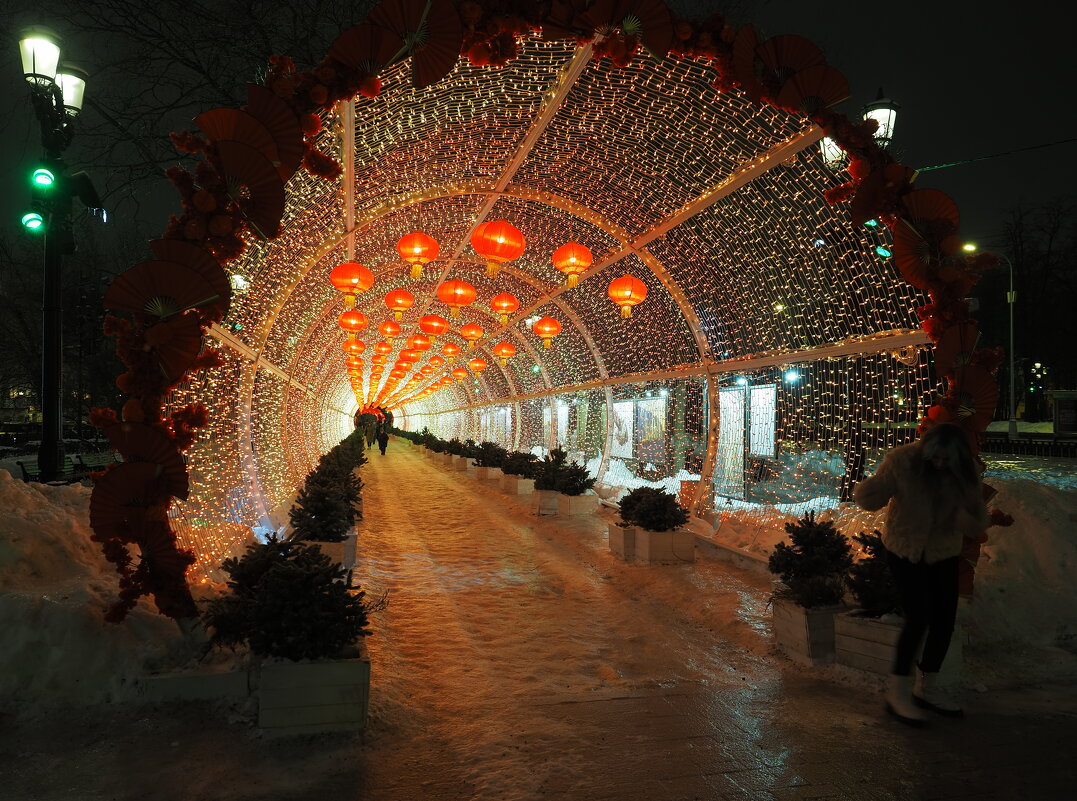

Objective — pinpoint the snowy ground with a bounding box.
[3,442,1077,795]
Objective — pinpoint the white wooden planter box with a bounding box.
[556,493,601,515]
[501,474,535,495]
[451,455,469,471]
[475,466,502,481]
[312,531,357,572]
[609,522,635,560]
[834,611,964,683]
[834,612,901,674]
[772,598,844,666]
[635,527,695,564]
[258,656,371,735]
[533,489,559,515]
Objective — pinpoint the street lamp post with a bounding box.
[965,244,1018,440]
[18,27,92,482]
[1000,253,1018,440]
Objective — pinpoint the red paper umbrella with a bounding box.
[89,462,161,534]
[144,311,204,382]
[243,83,305,180]
[369,0,463,89]
[148,240,231,321]
[577,0,674,58]
[732,25,764,100]
[105,261,220,319]
[195,108,279,166]
[900,188,960,232]
[776,64,850,115]
[139,523,195,578]
[933,321,980,376]
[329,20,403,71]
[756,35,825,82]
[104,422,189,500]
[950,365,999,433]
[215,139,286,240]
[892,223,940,291]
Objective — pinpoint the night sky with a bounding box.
[1,1,1071,245]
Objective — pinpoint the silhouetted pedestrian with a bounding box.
[854,422,988,725]
[376,426,389,456]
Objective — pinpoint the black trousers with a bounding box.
[887,552,960,675]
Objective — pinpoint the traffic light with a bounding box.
[32,166,56,188]
[21,209,45,232]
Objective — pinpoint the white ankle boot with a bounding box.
[886,674,927,726]
[914,670,964,717]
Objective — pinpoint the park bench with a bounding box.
[76,452,117,472]
[16,456,82,484]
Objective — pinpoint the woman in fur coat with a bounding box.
[853,422,988,725]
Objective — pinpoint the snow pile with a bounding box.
[703,467,1077,664]
[0,470,192,711]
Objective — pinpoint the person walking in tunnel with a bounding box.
[853,422,988,726]
[376,423,389,456]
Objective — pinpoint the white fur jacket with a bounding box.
[853,441,989,564]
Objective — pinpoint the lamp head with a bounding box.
[19,27,62,89]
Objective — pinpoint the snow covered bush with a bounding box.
[533,448,596,495]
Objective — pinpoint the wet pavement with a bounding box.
[5,440,1074,801]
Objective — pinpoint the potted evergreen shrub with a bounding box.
[472,441,508,480]
[500,451,538,495]
[613,486,693,563]
[446,438,470,471]
[552,453,600,516]
[288,430,365,579]
[532,448,596,515]
[428,437,452,465]
[766,512,852,666]
[834,531,904,674]
[203,536,373,733]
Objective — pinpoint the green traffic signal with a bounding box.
[32,167,56,188]
[22,211,45,231]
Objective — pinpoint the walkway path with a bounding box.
[349,440,1077,800]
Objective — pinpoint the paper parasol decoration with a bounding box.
[933,321,980,376]
[244,83,305,180]
[149,239,231,321]
[329,20,402,72]
[89,461,161,535]
[144,311,204,383]
[104,261,220,320]
[104,422,189,500]
[215,139,286,240]
[950,365,999,433]
[369,0,463,89]
[776,64,850,115]
[756,35,825,83]
[195,107,279,167]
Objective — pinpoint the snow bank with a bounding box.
[0,470,193,711]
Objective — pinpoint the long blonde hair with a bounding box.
[919,422,979,490]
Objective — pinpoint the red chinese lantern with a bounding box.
[379,319,401,339]
[471,220,525,277]
[532,316,561,349]
[399,349,421,364]
[492,341,516,365]
[451,367,468,382]
[608,275,648,318]
[384,288,414,320]
[436,279,477,317]
[329,261,375,307]
[374,341,393,355]
[406,333,432,351]
[442,342,461,357]
[397,231,439,280]
[468,357,488,374]
[347,368,363,378]
[440,375,454,385]
[552,242,593,288]
[390,368,407,379]
[338,309,368,334]
[371,355,387,365]
[418,314,450,339]
[490,292,520,324]
[429,355,445,367]
[461,322,484,350]
[420,366,434,376]
[342,339,366,355]
[345,355,364,368]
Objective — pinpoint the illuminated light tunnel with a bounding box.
[113,12,993,586]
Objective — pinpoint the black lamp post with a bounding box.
[18,26,97,481]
